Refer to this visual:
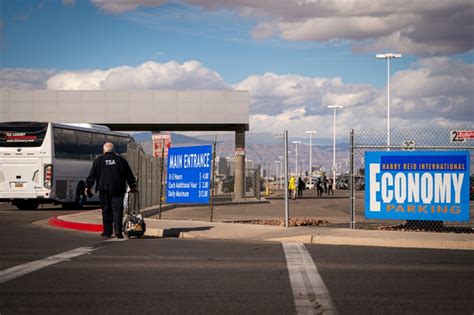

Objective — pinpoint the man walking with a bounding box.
[85,142,137,238]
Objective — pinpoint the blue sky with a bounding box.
[1,0,473,138]
[2,0,418,86]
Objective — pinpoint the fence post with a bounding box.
[137,144,141,212]
[350,129,355,229]
[158,139,165,219]
[284,130,289,228]
[210,134,217,222]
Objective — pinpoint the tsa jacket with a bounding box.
[86,152,137,193]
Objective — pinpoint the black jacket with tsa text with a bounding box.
[86,152,136,193]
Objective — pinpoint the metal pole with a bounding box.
[350,129,355,229]
[309,133,312,184]
[387,57,391,150]
[296,143,298,176]
[284,131,289,228]
[158,139,165,219]
[332,108,336,190]
[210,134,217,222]
[305,131,317,187]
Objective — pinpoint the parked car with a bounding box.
[305,181,315,190]
[336,179,349,190]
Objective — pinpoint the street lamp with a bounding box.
[291,141,301,176]
[376,52,402,149]
[327,105,343,190]
[305,130,317,188]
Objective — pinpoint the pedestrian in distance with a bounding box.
[289,175,296,200]
[297,177,305,198]
[323,176,328,194]
[85,142,137,239]
[328,178,334,195]
[316,178,323,197]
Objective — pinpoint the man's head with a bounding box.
[103,142,114,153]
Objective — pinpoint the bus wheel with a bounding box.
[14,200,39,210]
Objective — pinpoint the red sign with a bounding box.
[4,132,37,143]
[458,131,474,139]
[152,133,171,157]
[451,130,474,142]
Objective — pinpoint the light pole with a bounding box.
[291,141,301,176]
[328,105,343,190]
[376,52,402,149]
[305,131,317,188]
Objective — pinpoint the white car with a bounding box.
[305,181,315,190]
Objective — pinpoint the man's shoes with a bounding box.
[115,234,124,239]
[101,233,112,238]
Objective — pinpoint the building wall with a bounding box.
[0,90,249,127]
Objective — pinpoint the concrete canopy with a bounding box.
[0,89,249,132]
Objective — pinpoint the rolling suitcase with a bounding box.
[123,191,146,238]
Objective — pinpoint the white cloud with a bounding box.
[46,60,229,90]
[234,58,473,138]
[0,68,56,89]
[1,58,472,139]
[90,0,168,13]
[104,0,473,56]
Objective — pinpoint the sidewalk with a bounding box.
[48,208,474,251]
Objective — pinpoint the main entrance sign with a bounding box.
[364,151,470,222]
[166,145,212,204]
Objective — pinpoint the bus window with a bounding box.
[0,122,48,147]
[54,128,78,159]
[91,134,106,156]
[77,131,92,160]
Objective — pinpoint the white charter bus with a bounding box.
[0,121,133,210]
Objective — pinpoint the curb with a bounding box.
[48,216,102,233]
[263,234,474,251]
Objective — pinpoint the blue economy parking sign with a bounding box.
[364,151,470,222]
[166,145,212,204]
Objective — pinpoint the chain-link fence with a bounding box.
[157,132,288,223]
[126,142,164,211]
[351,127,474,232]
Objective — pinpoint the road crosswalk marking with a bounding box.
[0,246,98,284]
[282,243,337,314]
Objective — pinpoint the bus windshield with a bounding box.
[0,122,48,147]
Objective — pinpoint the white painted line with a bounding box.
[0,246,97,284]
[282,243,337,315]
[106,238,128,242]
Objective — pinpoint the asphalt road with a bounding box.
[0,203,473,314]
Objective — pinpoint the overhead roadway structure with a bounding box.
[1,89,249,200]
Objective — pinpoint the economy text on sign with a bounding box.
[166,145,212,204]
[364,151,470,222]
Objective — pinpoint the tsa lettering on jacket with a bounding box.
[364,151,470,222]
[105,159,116,166]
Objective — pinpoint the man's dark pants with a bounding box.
[99,191,124,236]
